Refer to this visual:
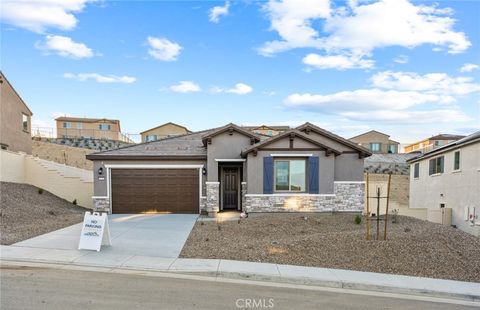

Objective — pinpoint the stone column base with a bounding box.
[206,182,220,217]
[92,197,110,213]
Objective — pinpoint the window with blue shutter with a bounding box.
[308,156,319,194]
[263,156,273,194]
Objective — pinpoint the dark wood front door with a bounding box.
[222,167,239,210]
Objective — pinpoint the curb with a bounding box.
[2,258,479,303]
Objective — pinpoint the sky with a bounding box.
[1,0,479,144]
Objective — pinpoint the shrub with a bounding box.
[72,199,77,205]
[38,188,44,194]
[354,215,362,225]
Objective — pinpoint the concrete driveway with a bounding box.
[12,214,198,259]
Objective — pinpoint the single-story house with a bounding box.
[86,123,371,216]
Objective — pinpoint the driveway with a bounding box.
[11,214,198,259]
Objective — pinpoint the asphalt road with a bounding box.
[1,265,477,310]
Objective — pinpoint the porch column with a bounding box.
[206,182,220,217]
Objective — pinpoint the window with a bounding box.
[62,122,71,129]
[388,144,396,153]
[454,151,460,171]
[76,122,83,129]
[145,135,157,142]
[267,130,273,136]
[22,113,28,132]
[429,156,444,175]
[99,123,111,130]
[370,143,381,152]
[414,163,419,179]
[274,159,306,192]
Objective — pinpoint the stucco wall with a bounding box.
[0,149,93,208]
[350,131,398,153]
[0,75,32,154]
[409,142,480,237]
[335,153,365,181]
[206,131,251,182]
[141,123,189,141]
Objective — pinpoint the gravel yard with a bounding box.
[0,182,87,245]
[180,213,480,282]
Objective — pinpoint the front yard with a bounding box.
[180,213,480,282]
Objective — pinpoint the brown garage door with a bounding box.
[111,169,199,214]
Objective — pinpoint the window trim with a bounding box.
[453,151,461,172]
[273,158,307,193]
[413,162,419,179]
[63,122,72,129]
[76,122,83,129]
[429,156,444,176]
[22,113,29,132]
[370,142,381,152]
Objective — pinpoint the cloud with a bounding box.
[169,81,201,93]
[371,71,480,95]
[211,83,253,95]
[460,63,479,73]
[393,55,409,64]
[342,109,472,124]
[35,35,94,59]
[302,53,374,70]
[64,73,136,84]
[0,0,92,33]
[147,36,182,61]
[209,1,230,23]
[260,0,470,69]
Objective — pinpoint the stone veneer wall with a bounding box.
[206,182,220,216]
[244,182,364,213]
[93,197,110,212]
[200,196,207,213]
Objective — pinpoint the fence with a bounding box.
[32,127,138,143]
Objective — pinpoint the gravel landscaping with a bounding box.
[180,213,480,282]
[0,182,88,245]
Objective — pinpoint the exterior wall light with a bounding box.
[202,167,207,175]
[98,167,104,175]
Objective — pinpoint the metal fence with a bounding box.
[31,127,139,144]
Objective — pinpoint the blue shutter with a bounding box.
[308,156,319,194]
[263,156,273,194]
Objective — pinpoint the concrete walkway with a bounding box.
[1,245,479,303]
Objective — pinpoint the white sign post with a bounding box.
[78,212,111,251]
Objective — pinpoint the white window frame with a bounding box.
[63,122,72,129]
[76,122,83,129]
[453,150,461,172]
[370,143,381,152]
[22,113,29,132]
[273,159,307,193]
[99,123,111,131]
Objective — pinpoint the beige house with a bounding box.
[407,131,480,236]
[404,134,466,154]
[140,122,190,142]
[55,117,133,143]
[0,72,33,154]
[241,125,290,136]
[349,130,399,154]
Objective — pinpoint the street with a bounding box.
[1,264,477,310]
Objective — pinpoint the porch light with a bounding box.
[202,167,207,175]
[98,167,104,175]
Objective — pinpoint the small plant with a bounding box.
[38,188,44,194]
[354,214,362,225]
[48,210,56,216]
[72,199,77,205]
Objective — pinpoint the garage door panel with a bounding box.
[111,168,199,214]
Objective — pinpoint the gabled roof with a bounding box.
[201,123,261,146]
[0,71,33,116]
[241,125,291,131]
[429,134,466,141]
[140,122,191,135]
[241,129,342,157]
[55,117,120,123]
[297,123,372,155]
[407,131,480,163]
[349,130,391,140]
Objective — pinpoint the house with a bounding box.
[404,134,466,154]
[407,131,480,236]
[0,72,33,154]
[140,122,190,142]
[349,130,400,154]
[86,122,371,216]
[241,125,290,137]
[55,116,133,143]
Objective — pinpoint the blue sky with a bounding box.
[1,0,479,144]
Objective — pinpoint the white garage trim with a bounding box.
[105,164,204,214]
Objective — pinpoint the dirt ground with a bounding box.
[180,213,480,282]
[0,182,87,245]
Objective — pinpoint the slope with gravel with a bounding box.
[0,182,87,245]
[180,213,480,282]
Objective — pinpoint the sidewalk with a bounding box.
[1,245,479,302]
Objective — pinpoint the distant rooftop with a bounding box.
[429,134,466,141]
[55,116,120,123]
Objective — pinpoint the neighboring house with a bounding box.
[87,122,371,216]
[0,72,33,154]
[404,134,466,154]
[407,131,480,237]
[241,125,290,136]
[349,130,400,154]
[140,122,190,142]
[55,117,133,143]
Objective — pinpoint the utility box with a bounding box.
[427,208,452,226]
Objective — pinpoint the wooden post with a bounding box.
[384,174,392,240]
[376,187,380,240]
[366,173,370,240]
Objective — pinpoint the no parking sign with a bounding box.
[78,212,111,251]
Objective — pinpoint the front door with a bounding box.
[222,167,239,210]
